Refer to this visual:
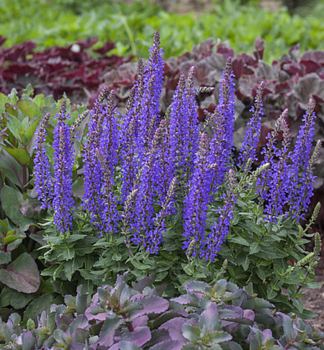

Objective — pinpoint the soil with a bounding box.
[300,274,324,333]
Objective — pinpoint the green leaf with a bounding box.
[23,117,41,146]
[119,341,142,350]
[10,290,35,309]
[303,282,324,289]
[249,242,261,255]
[181,344,199,350]
[5,112,22,141]
[198,302,221,332]
[0,252,40,293]
[53,262,65,281]
[0,150,23,187]
[5,103,19,118]
[22,84,34,97]
[0,219,8,235]
[0,286,12,307]
[3,230,23,245]
[276,312,294,343]
[256,268,266,281]
[17,100,42,119]
[33,94,45,108]
[21,331,37,350]
[23,294,57,324]
[185,280,209,294]
[267,288,277,300]
[1,185,23,225]
[182,323,200,342]
[228,236,250,246]
[258,247,288,259]
[64,256,83,281]
[59,248,75,261]
[0,251,11,264]
[209,331,232,344]
[0,93,7,114]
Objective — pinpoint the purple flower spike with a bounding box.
[131,125,164,247]
[52,112,74,233]
[145,31,164,120]
[288,99,318,221]
[83,112,105,227]
[168,73,200,192]
[33,113,52,209]
[257,109,288,201]
[205,107,228,196]
[145,177,177,254]
[183,133,213,258]
[265,118,291,222]
[238,81,264,169]
[217,57,236,161]
[202,169,237,262]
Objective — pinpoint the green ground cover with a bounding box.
[1,0,324,62]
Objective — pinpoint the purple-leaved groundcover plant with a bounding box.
[34,31,321,261]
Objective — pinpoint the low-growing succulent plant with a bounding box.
[1,275,323,350]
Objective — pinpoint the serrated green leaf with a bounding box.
[182,323,200,342]
[64,256,83,281]
[209,330,232,344]
[199,302,221,332]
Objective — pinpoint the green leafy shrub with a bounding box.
[0,87,87,322]
[29,34,322,321]
[1,275,323,349]
[0,33,322,331]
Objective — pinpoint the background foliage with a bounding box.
[1,0,324,62]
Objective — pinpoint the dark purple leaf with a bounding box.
[133,275,156,292]
[98,316,124,347]
[159,317,194,342]
[0,252,40,293]
[130,296,169,318]
[122,326,151,347]
[170,294,199,305]
[149,340,185,350]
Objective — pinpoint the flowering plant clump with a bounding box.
[34,32,322,315]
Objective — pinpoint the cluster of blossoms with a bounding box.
[240,89,321,223]
[34,31,321,260]
[34,101,75,233]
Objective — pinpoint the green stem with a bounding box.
[120,12,137,56]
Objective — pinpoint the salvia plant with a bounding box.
[32,32,322,316]
[1,275,323,349]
